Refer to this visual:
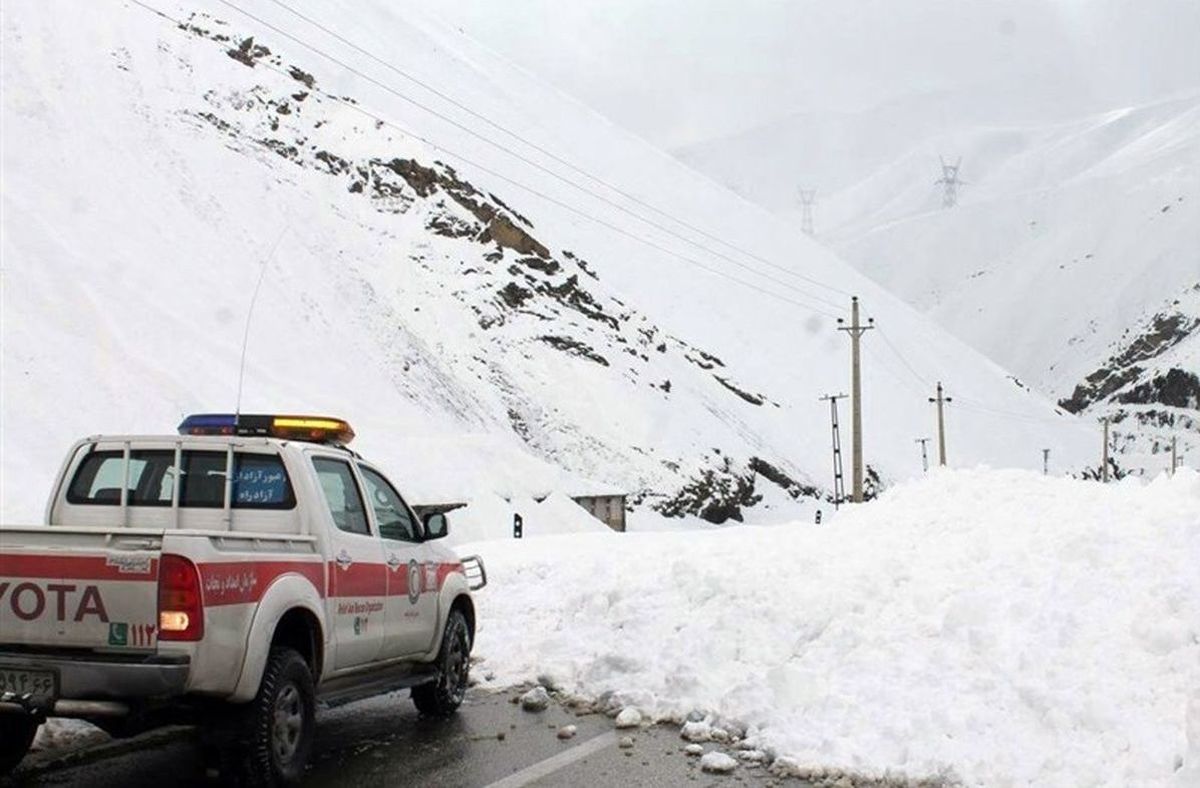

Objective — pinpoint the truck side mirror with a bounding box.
[423,512,448,540]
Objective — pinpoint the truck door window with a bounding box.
[312,457,370,535]
[358,466,419,542]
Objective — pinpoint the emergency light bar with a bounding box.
[178,414,356,445]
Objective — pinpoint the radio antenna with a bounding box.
[235,224,289,422]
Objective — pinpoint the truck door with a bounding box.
[357,465,439,659]
[311,457,387,670]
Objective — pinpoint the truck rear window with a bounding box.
[66,449,295,509]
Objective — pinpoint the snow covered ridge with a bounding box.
[1061,282,1200,478]
[464,469,1200,787]
[1,1,1096,521]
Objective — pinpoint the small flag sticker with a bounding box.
[108,622,128,646]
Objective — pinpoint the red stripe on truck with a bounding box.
[198,561,326,606]
[0,553,158,581]
[327,561,386,598]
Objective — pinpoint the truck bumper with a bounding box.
[0,651,190,714]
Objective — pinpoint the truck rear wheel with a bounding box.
[213,647,315,787]
[412,609,471,717]
[0,715,39,774]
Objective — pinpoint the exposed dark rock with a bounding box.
[497,282,534,309]
[227,36,270,68]
[714,376,764,406]
[537,335,610,366]
[1060,309,1199,412]
[481,215,550,258]
[1116,368,1200,409]
[489,193,532,227]
[506,408,531,441]
[516,256,561,275]
[541,275,619,330]
[685,348,727,370]
[427,213,479,239]
[288,66,315,89]
[748,457,818,500]
[656,458,761,523]
[314,150,350,175]
[259,139,298,160]
[195,111,234,135]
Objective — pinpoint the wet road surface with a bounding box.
[6,690,811,787]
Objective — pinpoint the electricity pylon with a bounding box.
[937,156,964,208]
[798,188,817,236]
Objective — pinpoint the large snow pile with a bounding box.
[464,468,1200,786]
[443,491,611,546]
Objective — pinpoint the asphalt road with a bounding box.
[6,690,811,787]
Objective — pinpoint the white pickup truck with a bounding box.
[0,414,486,785]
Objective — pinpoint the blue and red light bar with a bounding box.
[178,414,356,445]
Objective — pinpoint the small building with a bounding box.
[571,493,626,532]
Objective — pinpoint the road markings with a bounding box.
[482,730,618,788]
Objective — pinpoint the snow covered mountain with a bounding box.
[676,90,1199,474]
[0,0,1095,524]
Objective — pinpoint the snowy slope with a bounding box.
[465,468,1200,787]
[674,92,1199,474]
[1,0,1094,523]
[829,95,1200,394]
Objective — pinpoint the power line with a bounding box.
[260,0,853,301]
[128,0,843,319]
[875,327,930,386]
[211,0,851,310]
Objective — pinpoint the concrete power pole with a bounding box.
[819,393,848,508]
[837,297,874,502]
[1171,435,1178,476]
[937,156,964,208]
[915,438,931,473]
[798,188,817,236]
[929,382,952,466]
[1101,417,1110,482]
[1042,448,1050,476]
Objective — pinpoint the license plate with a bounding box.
[0,666,58,706]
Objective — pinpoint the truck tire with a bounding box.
[215,647,315,787]
[412,609,471,717]
[0,715,39,774]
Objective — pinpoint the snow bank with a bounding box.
[467,468,1200,786]
[445,491,611,546]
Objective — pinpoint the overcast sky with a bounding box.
[416,0,1200,148]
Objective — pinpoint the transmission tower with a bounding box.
[936,156,964,208]
[798,188,817,236]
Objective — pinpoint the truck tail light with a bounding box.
[158,554,204,641]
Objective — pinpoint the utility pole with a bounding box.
[915,438,931,473]
[928,382,952,466]
[837,297,874,502]
[798,188,817,236]
[936,156,964,208]
[1171,435,1178,476]
[1101,417,1110,482]
[820,393,848,508]
[1042,448,1050,476]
